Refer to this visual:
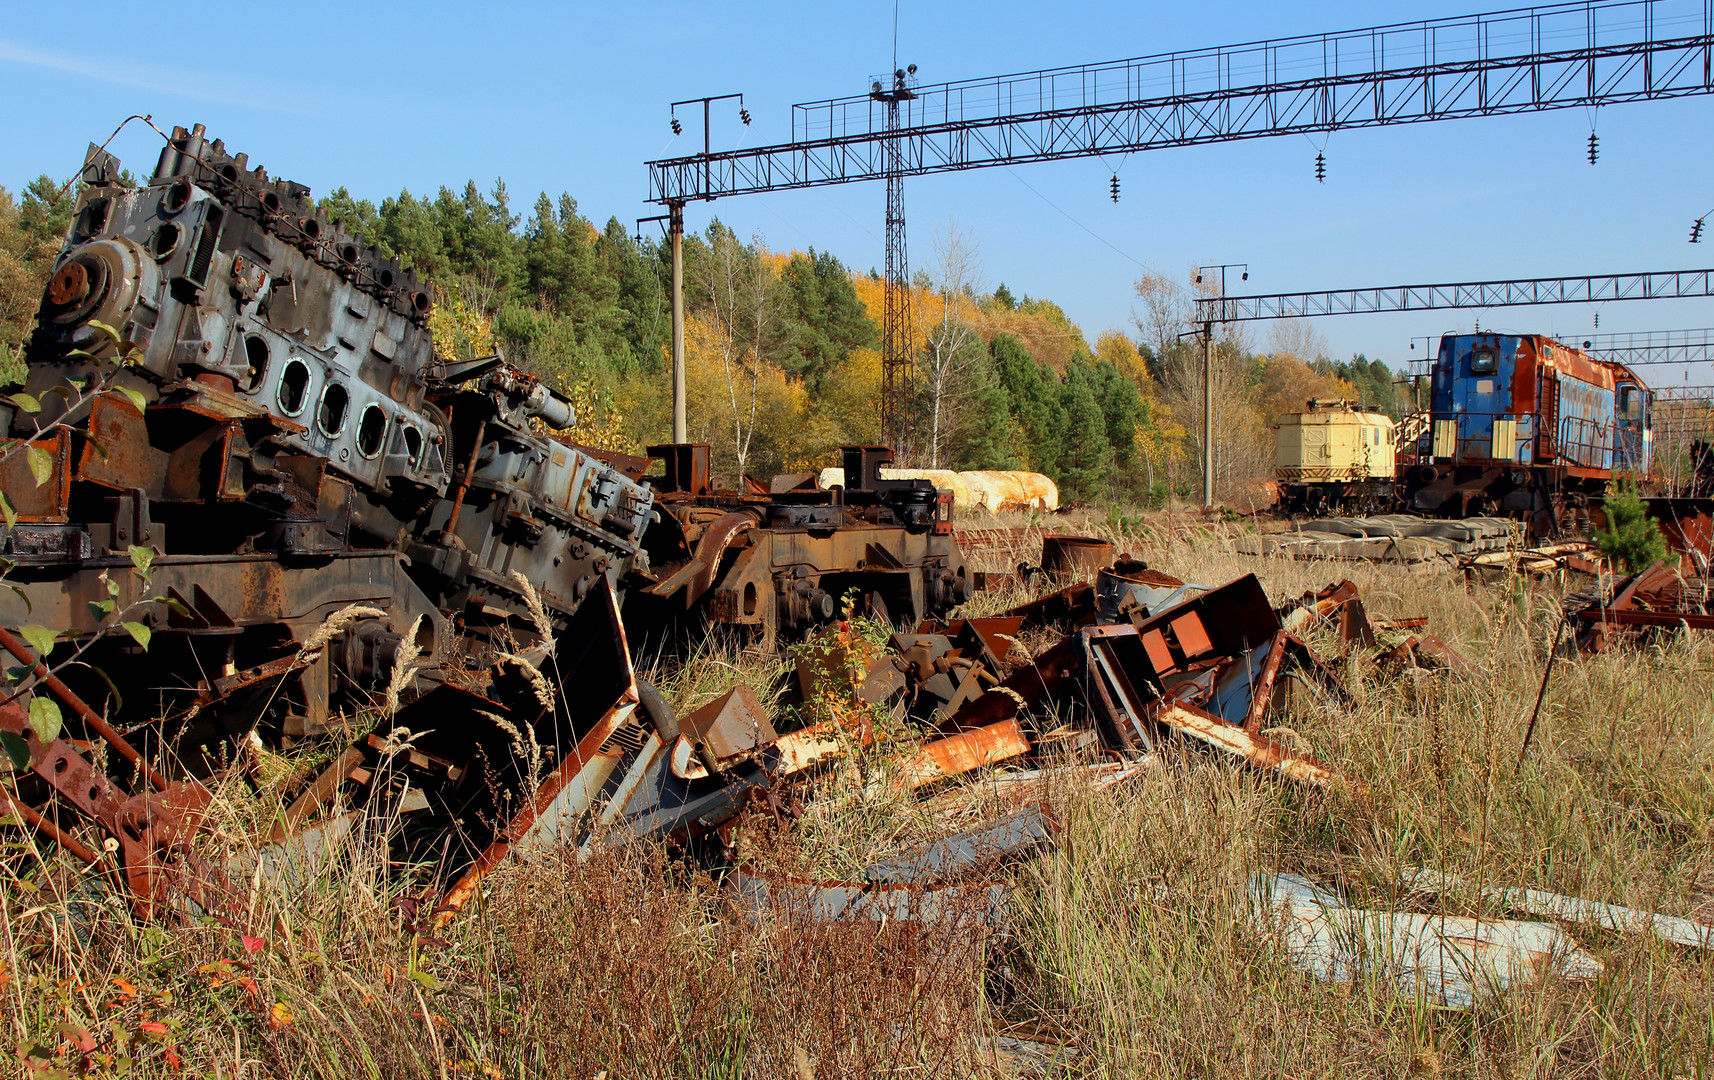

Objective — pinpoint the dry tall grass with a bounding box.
[2,507,1711,1078]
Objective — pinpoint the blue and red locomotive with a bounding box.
[1405,333,1652,532]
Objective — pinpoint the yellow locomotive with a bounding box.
[1274,399,1397,514]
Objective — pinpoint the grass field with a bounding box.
[2,511,1711,1079]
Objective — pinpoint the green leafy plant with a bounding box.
[1591,474,1673,573]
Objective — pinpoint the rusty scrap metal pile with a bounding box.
[1563,559,1714,654]
[1,123,1710,933]
[2,510,1451,923]
[0,125,971,921]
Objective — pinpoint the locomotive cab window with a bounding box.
[1469,347,1498,374]
[1619,387,1643,420]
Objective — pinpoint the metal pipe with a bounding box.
[0,785,101,864]
[635,677,680,741]
[0,625,168,793]
[1517,614,1569,770]
[442,418,487,538]
[670,202,686,443]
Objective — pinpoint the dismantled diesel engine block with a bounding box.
[0,125,979,917]
[1,124,654,741]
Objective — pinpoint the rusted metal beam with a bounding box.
[0,625,167,792]
[1571,607,1714,629]
[1156,702,1359,794]
[0,785,100,865]
[268,746,365,843]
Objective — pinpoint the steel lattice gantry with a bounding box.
[648,0,1713,202]
[1577,325,1714,363]
[1194,268,1714,322]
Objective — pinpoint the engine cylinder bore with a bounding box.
[149,222,181,261]
[160,180,192,217]
[356,404,386,458]
[242,334,270,390]
[278,358,312,415]
[317,382,350,437]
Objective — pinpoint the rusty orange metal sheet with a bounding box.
[2,429,72,521]
[901,718,1030,789]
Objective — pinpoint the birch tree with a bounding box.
[918,224,985,468]
[693,223,781,483]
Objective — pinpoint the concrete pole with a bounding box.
[670,201,686,444]
[1202,322,1214,508]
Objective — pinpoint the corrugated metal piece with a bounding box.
[1490,418,1517,460]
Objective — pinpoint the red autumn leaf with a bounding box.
[59,1024,96,1053]
[138,1021,168,1037]
[241,935,266,954]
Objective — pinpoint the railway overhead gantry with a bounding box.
[647,0,1714,494]
[1199,269,1714,496]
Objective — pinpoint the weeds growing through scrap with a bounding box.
[0,510,1712,1077]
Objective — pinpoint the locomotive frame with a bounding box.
[1404,332,1652,534]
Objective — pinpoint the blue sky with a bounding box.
[2,1,1711,386]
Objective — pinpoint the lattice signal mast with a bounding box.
[872,66,918,459]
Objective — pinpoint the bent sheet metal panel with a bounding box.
[898,719,1031,789]
[1403,868,1714,951]
[1156,703,1357,793]
[1256,873,1601,1008]
[438,578,638,914]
